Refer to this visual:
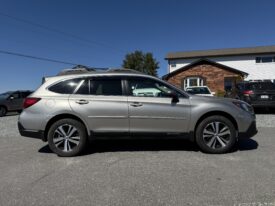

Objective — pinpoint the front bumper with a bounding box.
[18,122,46,141]
[238,121,258,139]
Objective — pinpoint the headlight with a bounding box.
[232,101,254,113]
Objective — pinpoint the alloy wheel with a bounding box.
[202,121,231,149]
[53,124,80,152]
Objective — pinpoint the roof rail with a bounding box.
[57,66,144,76]
[107,68,143,74]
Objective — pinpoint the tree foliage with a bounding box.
[122,50,159,76]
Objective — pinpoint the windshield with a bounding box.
[186,87,211,94]
[246,82,275,90]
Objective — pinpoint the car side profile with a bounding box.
[18,69,257,156]
[0,90,33,117]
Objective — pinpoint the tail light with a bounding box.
[243,90,254,96]
[23,97,41,109]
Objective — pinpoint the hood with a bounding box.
[189,94,240,104]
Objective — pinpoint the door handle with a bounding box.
[130,102,143,107]
[75,99,89,105]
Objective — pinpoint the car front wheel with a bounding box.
[195,115,237,154]
[48,118,87,157]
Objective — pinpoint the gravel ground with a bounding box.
[0,114,275,206]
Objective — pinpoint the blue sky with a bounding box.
[1,0,275,92]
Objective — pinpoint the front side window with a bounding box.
[49,79,81,94]
[128,78,181,98]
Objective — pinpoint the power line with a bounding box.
[0,12,126,54]
[0,49,78,65]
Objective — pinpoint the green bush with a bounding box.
[216,90,226,97]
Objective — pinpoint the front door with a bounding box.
[127,77,190,133]
[69,77,128,133]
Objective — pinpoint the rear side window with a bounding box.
[49,79,81,94]
[91,79,122,95]
[246,82,275,90]
[75,78,123,96]
[76,79,90,95]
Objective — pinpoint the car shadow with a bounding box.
[38,138,258,156]
[236,138,258,151]
[3,112,19,117]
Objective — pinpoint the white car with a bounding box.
[185,86,215,97]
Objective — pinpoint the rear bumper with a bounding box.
[250,101,275,107]
[238,121,257,139]
[18,122,46,141]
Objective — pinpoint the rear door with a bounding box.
[126,77,190,133]
[69,76,129,133]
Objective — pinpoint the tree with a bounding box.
[122,50,159,76]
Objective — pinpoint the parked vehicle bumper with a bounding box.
[251,101,275,108]
[18,122,46,141]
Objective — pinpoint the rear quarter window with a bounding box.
[48,79,82,94]
[246,82,275,90]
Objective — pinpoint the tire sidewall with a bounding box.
[0,106,7,117]
[196,116,236,154]
[48,118,87,157]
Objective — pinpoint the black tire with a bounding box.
[0,106,7,117]
[195,115,237,154]
[48,118,87,157]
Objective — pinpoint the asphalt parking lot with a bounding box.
[0,114,275,206]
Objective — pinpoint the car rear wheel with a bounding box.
[0,106,7,117]
[195,115,236,154]
[48,118,87,157]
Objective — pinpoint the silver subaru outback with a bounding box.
[18,69,257,156]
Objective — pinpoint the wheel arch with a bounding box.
[44,113,90,142]
[0,105,8,110]
[192,111,238,142]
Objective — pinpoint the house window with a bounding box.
[182,77,204,90]
[170,61,176,68]
[255,56,275,63]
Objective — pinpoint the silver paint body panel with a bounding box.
[18,72,256,139]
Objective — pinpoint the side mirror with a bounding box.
[170,92,179,103]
